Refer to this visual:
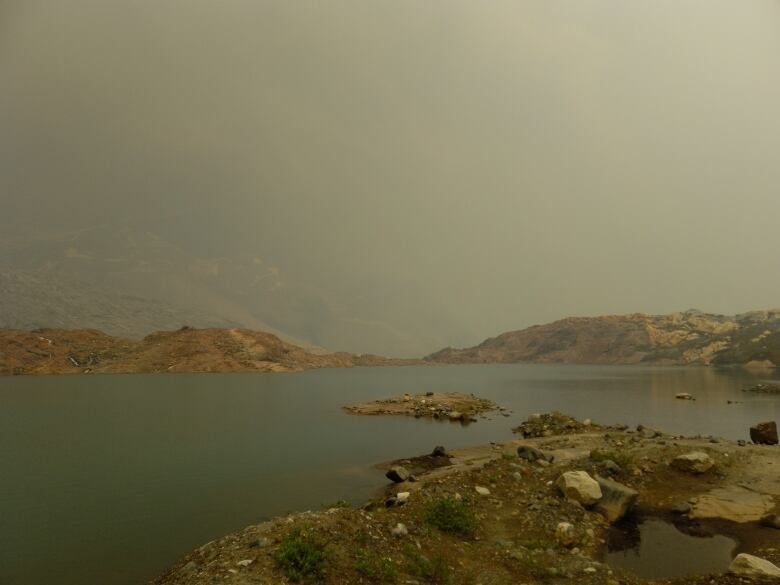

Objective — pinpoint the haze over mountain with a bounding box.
[3,1,780,355]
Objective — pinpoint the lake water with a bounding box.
[1,364,778,585]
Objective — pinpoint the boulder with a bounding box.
[671,451,714,474]
[517,445,553,463]
[556,471,602,507]
[750,421,778,445]
[594,476,638,523]
[385,466,410,483]
[729,553,780,577]
[431,445,447,457]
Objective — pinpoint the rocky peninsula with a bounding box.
[151,412,780,585]
[344,392,502,422]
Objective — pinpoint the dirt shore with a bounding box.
[151,413,780,585]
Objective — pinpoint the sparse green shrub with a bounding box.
[589,448,632,469]
[274,527,329,582]
[405,547,453,585]
[423,497,477,537]
[355,549,398,583]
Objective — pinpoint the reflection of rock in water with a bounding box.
[605,516,641,554]
[606,518,737,579]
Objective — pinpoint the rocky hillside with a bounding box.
[427,309,780,367]
[0,327,415,376]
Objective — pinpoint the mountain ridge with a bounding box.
[426,309,780,367]
[0,327,417,376]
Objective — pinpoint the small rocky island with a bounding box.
[153,412,780,585]
[343,392,501,422]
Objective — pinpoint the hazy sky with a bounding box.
[2,1,780,351]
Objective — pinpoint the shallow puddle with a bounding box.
[605,518,737,578]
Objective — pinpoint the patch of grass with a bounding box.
[355,549,398,583]
[424,497,477,537]
[501,452,516,460]
[589,448,632,469]
[405,547,453,585]
[274,527,329,582]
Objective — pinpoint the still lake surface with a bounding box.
[1,364,779,585]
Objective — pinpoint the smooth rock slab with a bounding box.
[690,486,775,522]
[729,553,780,577]
[556,471,602,507]
[595,475,638,523]
[671,451,714,474]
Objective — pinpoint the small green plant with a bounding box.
[274,527,329,582]
[501,452,516,460]
[405,547,453,585]
[355,549,398,583]
[423,497,477,537]
[589,448,632,469]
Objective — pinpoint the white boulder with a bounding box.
[556,471,602,507]
[729,553,780,577]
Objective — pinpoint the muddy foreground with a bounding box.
[152,413,780,584]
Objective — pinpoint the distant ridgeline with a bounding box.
[426,310,780,367]
[0,327,416,376]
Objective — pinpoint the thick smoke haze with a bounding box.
[2,1,780,355]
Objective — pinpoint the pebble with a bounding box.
[391,522,408,537]
[475,486,491,495]
[236,559,252,567]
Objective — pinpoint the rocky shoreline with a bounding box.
[151,413,780,584]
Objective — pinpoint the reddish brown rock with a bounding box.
[750,421,778,445]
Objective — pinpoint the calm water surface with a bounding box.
[1,364,778,584]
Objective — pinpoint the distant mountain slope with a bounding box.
[427,309,780,367]
[0,225,467,356]
[0,271,240,339]
[0,327,415,375]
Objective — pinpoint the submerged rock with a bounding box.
[671,451,714,474]
[728,553,780,577]
[595,476,638,523]
[675,393,695,400]
[556,471,602,507]
[750,421,779,445]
